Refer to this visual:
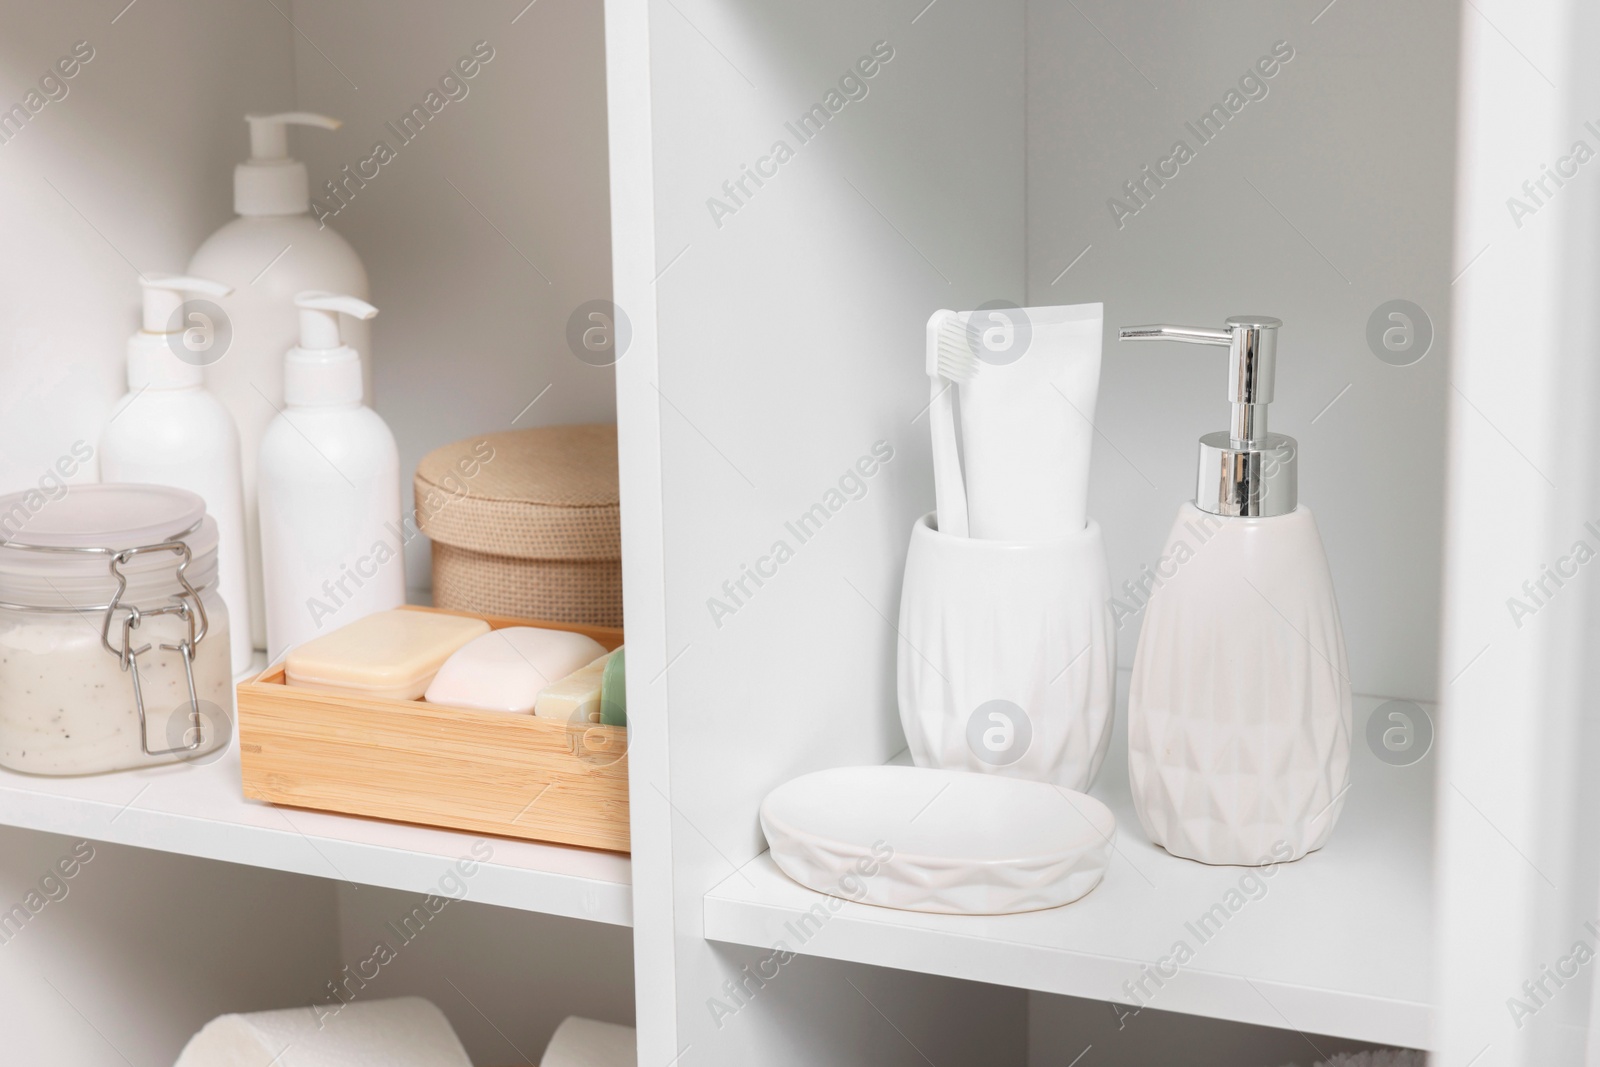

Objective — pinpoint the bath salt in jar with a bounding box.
[0,484,232,775]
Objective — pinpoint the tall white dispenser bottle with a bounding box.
[1120,316,1352,865]
[99,275,253,678]
[189,112,371,652]
[258,293,401,662]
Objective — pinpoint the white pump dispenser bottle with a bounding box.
[189,112,371,653]
[99,275,253,677]
[258,292,401,663]
[1120,316,1352,866]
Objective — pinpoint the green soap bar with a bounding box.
[600,645,627,726]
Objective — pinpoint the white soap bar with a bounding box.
[541,1016,637,1067]
[174,996,472,1067]
[533,651,615,722]
[425,627,607,713]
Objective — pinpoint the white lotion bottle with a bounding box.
[99,275,254,678]
[1120,317,1352,866]
[189,112,371,652]
[258,293,401,663]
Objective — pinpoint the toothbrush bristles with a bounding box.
[935,317,980,383]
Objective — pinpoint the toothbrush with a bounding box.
[924,310,978,536]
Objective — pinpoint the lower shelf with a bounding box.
[0,745,632,926]
[705,695,1432,1049]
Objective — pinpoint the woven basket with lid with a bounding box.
[415,424,621,627]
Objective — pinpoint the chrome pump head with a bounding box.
[1119,315,1296,518]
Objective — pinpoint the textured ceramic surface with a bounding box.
[760,765,1115,914]
[1129,503,1353,865]
[897,513,1115,791]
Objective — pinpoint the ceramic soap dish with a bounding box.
[760,765,1115,915]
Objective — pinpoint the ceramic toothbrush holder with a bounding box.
[896,512,1115,790]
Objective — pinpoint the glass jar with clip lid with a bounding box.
[0,484,233,775]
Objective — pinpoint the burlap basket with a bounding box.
[415,424,622,627]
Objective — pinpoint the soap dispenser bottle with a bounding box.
[1119,316,1351,865]
[189,112,371,653]
[258,293,401,662]
[100,275,254,678]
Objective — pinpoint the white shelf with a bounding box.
[705,695,1432,1049]
[0,745,632,927]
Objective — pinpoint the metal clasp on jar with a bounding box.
[100,540,210,757]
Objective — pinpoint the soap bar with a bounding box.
[534,651,614,722]
[424,627,607,713]
[285,609,490,700]
[600,646,627,726]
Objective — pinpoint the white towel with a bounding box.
[173,996,472,1067]
[540,1016,636,1067]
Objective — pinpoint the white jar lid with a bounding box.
[0,483,205,549]
[0,484,218,608]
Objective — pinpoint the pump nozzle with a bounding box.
[245,112,342,160]
[126,275,232,390]
[235,112,342,216]
[285,292,377,407]
[1120,315,1294,518]
[1119,316,1280,445]
[295,291,378,350]
[140,275,233,334]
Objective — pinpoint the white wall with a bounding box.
[1027,0,1460,702]
[613,0,1034,1061]
[1432,1,1600,1063]
[288,0,617,593]
[0,0,294,491]
[0,828,337,1066]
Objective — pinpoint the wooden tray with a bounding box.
[236,607,629,853]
